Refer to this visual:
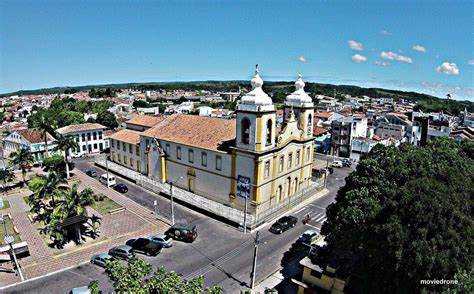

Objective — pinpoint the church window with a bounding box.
[266,119,272,146]
[288,153,293,169]
[307,114,313,136]
[241,117,250,144]
[279,156,284,172]
[216,155,222,171]
[264,160,270,178]
[188,149,194,163]
[296,150,301,165]
[176,146,181,159]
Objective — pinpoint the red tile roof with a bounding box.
[18,129,55,144]
[315,112,332,119]
[313,127,329,137]
[109,129,142,145]
[142,114,236,152]
[126,115,165,128]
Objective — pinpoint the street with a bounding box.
[3,158,353,293]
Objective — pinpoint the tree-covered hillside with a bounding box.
[1,81,472,114]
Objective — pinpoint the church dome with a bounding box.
[240,65,273,106]
[285,73,313,106]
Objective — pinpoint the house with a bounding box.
[3,129,57,163]
[125,115,165,131]
[56,123,107,157]
[350,136,392,161]
[374,112,419,145]
[109,129,142,172]
[197,106,214,117]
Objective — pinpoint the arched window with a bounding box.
[307,114,313,136]
[287,177,292,196]
[241,117,250,144]
[266,119,273,146]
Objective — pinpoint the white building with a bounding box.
[56,123,107,157]
[3,129,57,163]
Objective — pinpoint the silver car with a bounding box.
[148,234,173,248]
[108,245,135,259]
[90,253,114,268]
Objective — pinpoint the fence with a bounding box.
[95,157,325,228]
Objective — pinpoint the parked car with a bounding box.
[90,253,114,268]
[298,229,319,244]
[113,183,128,193]
[165,224,198,242]
[148,234,173,248]
[85,169,97,177]
[269,215,298,234]
[108,245,135,259]
[126,238,162,256]
[342,158,352,167]
[70,286,90,294]
[99,173,116,186]
[331,160,343,168]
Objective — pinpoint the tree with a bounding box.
[96,111,118,129]
[320,138,474,293]
[54,134,78,178]
[132,100,151,108]
[99,257,222,293]
[42,154,74,178]
[176,96,188,104]
[28,171,67,208]
[9,148,34,186]
[0,168,15,192]
[37,112,53,160]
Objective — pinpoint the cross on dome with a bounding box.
[284,72,313,106]
[251,64,264,90]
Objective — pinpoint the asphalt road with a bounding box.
[3,157,353,293]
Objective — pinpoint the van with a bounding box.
[99,174,116,186]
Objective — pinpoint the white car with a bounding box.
[298,229,319,244]
[331,160,343,168]
[148,234,173,248]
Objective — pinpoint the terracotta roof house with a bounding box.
[2,129,58,163]
[125,115,165,131]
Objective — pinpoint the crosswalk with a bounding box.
[304,211,327,224]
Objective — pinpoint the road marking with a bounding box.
[293,207,306,214]
[314,214,326,223]
[310,212,323,220]
[304,224,321,231]
[308,203,326,210]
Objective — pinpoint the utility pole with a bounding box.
[243,196,248,233]
[105,154,110,188]
[170,182,175,225]
[1,214,24,281]
[250,231,260,289]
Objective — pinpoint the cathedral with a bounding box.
[109,66,317,225]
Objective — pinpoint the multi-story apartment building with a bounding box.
[330,115,367,157]
[56,123,107,157]
[3,129,57,163]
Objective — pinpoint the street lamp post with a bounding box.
[1,214,24,281]
[169,176,183,225]
[105,154,110,188]
[250,231,260,289]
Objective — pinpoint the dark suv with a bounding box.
[342,158,352,167]
[125,238,162,256]
[165,224,198,242]
[269,215,298,234]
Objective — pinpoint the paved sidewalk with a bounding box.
[0,171,169,287]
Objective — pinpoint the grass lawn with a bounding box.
[0,199,10,210]
[0,215,21,244]
[92,197,122,215]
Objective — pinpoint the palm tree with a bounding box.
[28,171,67,207]
[10,148,34,186]
[54,134,78,178]
[37,113,53,161]
[0,168,15,193]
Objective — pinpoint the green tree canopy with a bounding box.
[96,111,118,129]
[100,257,222,293]
[321,138,474,293]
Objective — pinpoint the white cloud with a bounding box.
[379,30,392,36]
[297,56,307,63]
[436,62,460,75]
[348,40,364,51]
[380,51,413,63]
[468,59,474,65]
[413,45,426,52]
[375,61,391,66]
[352,54,367,63]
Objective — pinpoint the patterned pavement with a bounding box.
[0,170,168,286]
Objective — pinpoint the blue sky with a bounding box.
[1,0,473,100]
